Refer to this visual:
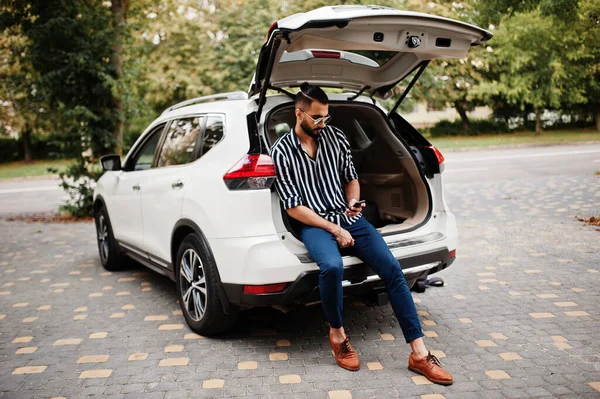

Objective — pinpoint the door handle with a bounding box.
[132,184,140,191]
[171,181,184,189]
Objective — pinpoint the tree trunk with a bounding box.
[22,129,32,162]
[535,108,542,136]
[596,103,600,132]
[455,103,472,131]
[110,0,129,155]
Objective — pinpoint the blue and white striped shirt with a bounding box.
[270,125,361,226]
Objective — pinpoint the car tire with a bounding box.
[94,205,126,271]
[175,233,238,335]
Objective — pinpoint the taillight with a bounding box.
[449,249,456,258]
[266,21,278,41]
[426,145,445,165]
[311,50,341,59]
[244,283,287,294]
[223,154,277,190]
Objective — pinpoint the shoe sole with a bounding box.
[331,349,360,371]
[408,366,453,386]
[337,362,360,371]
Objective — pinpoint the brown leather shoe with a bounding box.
[408,352,453,385]
[329,335,360,371]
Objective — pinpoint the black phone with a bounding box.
[350,200,366,209]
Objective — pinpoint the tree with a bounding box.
[471,8,593,134]
[0,24,50,161]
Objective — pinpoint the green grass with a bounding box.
[430,129,600,151]
[0,159,71,179]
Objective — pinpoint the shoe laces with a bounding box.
[426,352,442,367]
[339,338,353,357]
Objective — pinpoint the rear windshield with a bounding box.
[280,49,399,68]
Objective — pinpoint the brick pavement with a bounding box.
[0,174,599,398]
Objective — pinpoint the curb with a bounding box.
[0,174,60,183]
[439,140,600,153]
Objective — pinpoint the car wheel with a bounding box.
[175,233,238,335]
[94,205,126,271]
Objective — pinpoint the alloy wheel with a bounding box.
[97,215,109,263]
[179,248,207,321]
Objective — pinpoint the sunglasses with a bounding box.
[303,111,332,125]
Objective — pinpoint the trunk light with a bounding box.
[244,283,287,294]
[449,249,456,258]
[311,50,341,59]
[223,154,277,190]
[426,145,445,165]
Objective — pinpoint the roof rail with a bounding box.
[162,91,249,114]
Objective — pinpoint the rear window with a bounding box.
[280,49,399,68]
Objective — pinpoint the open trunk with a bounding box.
[266,101,431,236]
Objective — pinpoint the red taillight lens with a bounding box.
[223,154,277,190]
[244,283,287,294]
[266,21,278,41]
[449,249,456,258]
[426,145,445,165]
[311,50,341,59]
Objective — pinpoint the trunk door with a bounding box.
[250,5,491,100]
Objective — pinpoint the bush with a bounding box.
[0,137,20,163]
[48,156,103,218]
[0,133,74,164]
[429,119,510,137]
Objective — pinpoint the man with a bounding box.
[270,83,453,385]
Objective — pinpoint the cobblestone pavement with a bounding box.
[1,173,599,399]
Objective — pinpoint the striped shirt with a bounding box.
[270,125,361,226]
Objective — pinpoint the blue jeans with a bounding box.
[299,217,423,343]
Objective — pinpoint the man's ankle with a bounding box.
[412,350,429,359]
[329,327,346,343]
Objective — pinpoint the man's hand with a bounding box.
[345,198,366,218]
[334,227,354,248]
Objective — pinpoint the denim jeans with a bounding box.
[299,217,423,343]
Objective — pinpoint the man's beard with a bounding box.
[300,121,322,140]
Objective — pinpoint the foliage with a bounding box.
[428,118,510,137]
[0,133,67,163]
[48,156,103,218]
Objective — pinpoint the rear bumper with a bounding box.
[221,247,455,307]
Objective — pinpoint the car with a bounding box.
[93,5,492,335]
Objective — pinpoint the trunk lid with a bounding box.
[250,5,492,102]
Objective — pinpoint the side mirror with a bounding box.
[100,155,122,171]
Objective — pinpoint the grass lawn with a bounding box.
[430,129,600,151]
[0,159,71,179]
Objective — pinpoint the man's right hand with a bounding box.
[334,227,354,248]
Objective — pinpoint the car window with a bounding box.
[201,116,224,156]
[158,117,203,167]
[131,124,165,171]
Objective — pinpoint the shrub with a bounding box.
[429,119,510,137]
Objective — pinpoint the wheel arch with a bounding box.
[94,195,107,214]
[171,219,234,314]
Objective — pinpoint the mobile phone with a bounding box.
[350,200,366,209]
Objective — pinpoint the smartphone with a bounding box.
[350,200,366,209]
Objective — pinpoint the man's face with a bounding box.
[298,101,329,137]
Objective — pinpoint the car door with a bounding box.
[109,123,166,251]
[140,115,205,268]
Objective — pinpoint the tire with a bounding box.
[94,205,126,271]
[175,233,238,335]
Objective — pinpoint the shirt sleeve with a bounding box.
[337,130,359,185]
[271,149,303,210]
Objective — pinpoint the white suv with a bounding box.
[93,6,491,335]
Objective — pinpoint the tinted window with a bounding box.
[158,117,203,167]
[201,116,224,156]
[131,124,164,171]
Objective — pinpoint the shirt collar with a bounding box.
[291,126,322,152]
